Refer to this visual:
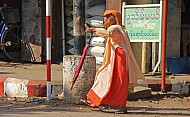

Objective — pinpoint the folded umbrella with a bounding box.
[70,31,93,90]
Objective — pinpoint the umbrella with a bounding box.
[70,31,93,90]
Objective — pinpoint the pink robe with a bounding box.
[87,25,144,106]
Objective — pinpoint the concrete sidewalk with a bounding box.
[0,61,190,97]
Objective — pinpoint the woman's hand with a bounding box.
[85,23,96,32]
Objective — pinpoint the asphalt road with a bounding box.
[0,95,190,117]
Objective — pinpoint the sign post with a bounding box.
[161,0,168,92]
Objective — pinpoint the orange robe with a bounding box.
[87,25,144,107]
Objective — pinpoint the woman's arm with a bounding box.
[85,24,121,40]
[85,23,108,37]
[95,28,109,37]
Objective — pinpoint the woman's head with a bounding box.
[104,14,116,27]
[103,10,121,27]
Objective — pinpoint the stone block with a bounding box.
[181,82,190,95]
[128,86,152,100]
[172,82,182,94]
[63,55,96,104]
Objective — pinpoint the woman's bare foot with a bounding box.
[80,99,96,108]
[115,106,127,114]
[100,105,127,114]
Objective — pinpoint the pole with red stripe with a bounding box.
[161,0,168,92]
[46,0,51,100]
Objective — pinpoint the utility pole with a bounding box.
[73,0,85,55]
[106,0,122,13]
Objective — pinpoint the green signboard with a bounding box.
[123,4,162,42]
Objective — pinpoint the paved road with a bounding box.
[0,95,190,117]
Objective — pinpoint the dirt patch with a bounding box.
[0,94,190,117]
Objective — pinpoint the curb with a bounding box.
[146,79,172,91]
[145,78,190,95]
[0,76,47,97]
[0,75,7,96]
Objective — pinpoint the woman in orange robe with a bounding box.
[83,10,144,114]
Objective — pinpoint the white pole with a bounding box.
[46,0,51,101]
[62,0,65,56]
[62,0,65,98]
[152,0,163,74]
[122,2,125,25]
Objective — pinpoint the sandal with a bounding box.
[99,106,109,111]
[100,108,115,113]
[115,110,127,114]
[80,99,96,108]
[115,106,127,114]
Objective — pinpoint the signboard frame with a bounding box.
[122,3,162,42]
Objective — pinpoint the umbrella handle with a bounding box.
[85,31,93,44]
